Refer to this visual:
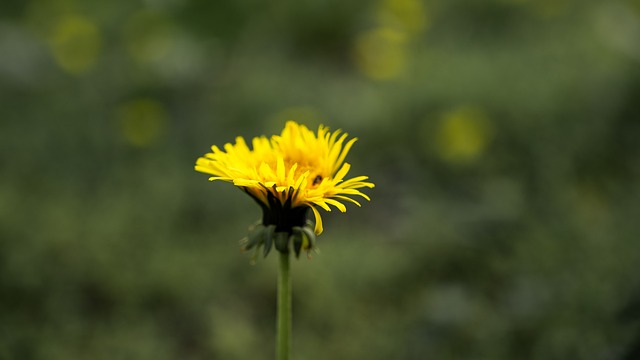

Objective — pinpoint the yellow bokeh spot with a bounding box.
[49,15,101,74]
[117,99,168,147]
[571,183,610,227]
[435,107,493,164]
[354,27,408,80]
[123,10,175,64]
[376,0,429,34]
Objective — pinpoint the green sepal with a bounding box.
[300,225,316,251]
[239,236,249,250]
[291,227,303,258]
[245,224,266,250]
[263,225,276,257]
[250,243,260,265]
[274,231,290,253]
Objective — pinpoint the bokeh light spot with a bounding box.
[595,2,640,60]
[49,15,101,74]
[117,98,168,147]
[354,27,408,81]
[434,106,493,164]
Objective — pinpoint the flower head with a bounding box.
[195,121,374,255]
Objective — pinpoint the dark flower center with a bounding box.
[262,192,309,232]
[242,186,311,233]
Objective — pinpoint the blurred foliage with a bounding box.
[2,0,640,359]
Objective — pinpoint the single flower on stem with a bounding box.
[195,121,374,360]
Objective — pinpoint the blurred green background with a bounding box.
[2,0,640,359]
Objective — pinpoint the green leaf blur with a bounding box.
[2,0,640,359]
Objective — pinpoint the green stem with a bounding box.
[277,251,292,360]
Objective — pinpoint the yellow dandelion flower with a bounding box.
[195,121,374,255]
